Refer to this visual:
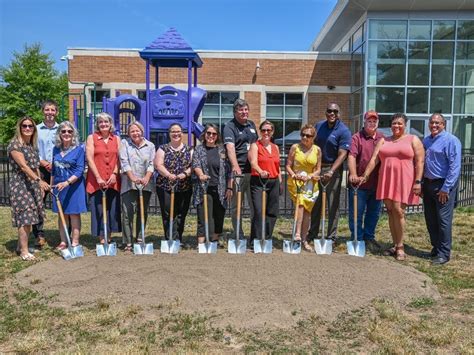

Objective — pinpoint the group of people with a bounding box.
[8,99,461,265]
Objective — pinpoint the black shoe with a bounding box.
[431,257,449,265]
[430,248,437,258]
[366,239,381,252]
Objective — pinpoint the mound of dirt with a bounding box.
[16,250,439,328]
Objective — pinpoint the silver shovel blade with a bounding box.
[283,240,301,254]
[161,240,180,254]
[198,242,218,254]
[71,245,84,258]
[314,239,333,255]
[228,239,247,254]
[134,243,154,255]
[254,239,272,254]
[346,240,365,257]
[60,248,73,260]
[96,242,117,257]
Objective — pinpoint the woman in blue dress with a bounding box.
[51,121,87,249]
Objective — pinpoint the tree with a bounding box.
[0,43,68,143]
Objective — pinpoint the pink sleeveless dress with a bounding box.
[376,135,419,205]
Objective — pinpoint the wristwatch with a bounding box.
[415,179,422,184]
[35,177,41,182]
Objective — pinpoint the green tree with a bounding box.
[0,43,68,143]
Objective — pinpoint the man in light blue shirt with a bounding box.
[422,113,462,265]
[34,100,59,247]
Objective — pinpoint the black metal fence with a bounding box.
[0,144,472,216]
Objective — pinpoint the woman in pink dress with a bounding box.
[362,113,424,261]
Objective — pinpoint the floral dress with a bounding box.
[156,144,193,191]
[7,139,46,227]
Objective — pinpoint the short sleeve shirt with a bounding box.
[223,118,258,173]
[314,119,351,164]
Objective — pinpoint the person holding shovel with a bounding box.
[192,124,232,246]
[347,110,384,253]
[8,117,50,261]
[249,120,282,247]
[119,121,156,252]
[86,112,122,244]
[286,124,321,251]
[51,121,87,250]
[154,123,193,243]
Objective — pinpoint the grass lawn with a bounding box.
[0,206,473,353]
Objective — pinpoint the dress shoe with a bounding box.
[366,239,381,252]
[431,256,449,265]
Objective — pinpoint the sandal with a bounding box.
[303,241,312,252]
[395,246,406,261]
[383,247,396,256]
[294,234,301,242]
[20,253,36,261]
[124,245,132,252]
[56,242,67,250]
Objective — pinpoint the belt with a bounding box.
[424,177,444,183]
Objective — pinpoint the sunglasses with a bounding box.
[261,129,273,133]
[61,129,73,134]
[301,133,314,138]
[326,109,339,115]
[170,131,182,134]
[206,131,218,137]
[21,124,34,129]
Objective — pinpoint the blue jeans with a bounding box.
[348,188,382,241]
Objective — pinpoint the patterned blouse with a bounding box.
[191,143,230,207]
[156,143,193,192]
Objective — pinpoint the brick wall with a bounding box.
[307,93,351,127]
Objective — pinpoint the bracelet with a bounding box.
[328,170,334,175]
[226,187,233,191]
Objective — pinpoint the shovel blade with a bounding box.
[198,242,218,254]
[134,243,154,255]
[346,240,365,257]
[253,239,272,254]
[71,245,84,258]
[60,248,73,260]
[228,239,247,254]
[314,239,333,255]
[96,243,117,257]
[161,240,180,254]
[283,240,301,254]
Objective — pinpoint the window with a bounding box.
[369,20,407,40]
[456,42,474,86]
[457,20,474,40]
[90,89,110,115]
[266,93,303,151]
[367,87,405,114]
[202,92,239,130]
[368,41,406,85]
[137,90,147,101]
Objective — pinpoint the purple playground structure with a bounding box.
[73,28,206,146]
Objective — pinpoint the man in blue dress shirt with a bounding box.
[34,100,59,247]
[423,113,462,265]
[308,102,351,243]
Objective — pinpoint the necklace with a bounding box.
[61,144,75,156]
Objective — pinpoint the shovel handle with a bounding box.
[353,188,358,241]
[138,187,146,242]
[203,192,210,244]
[236,189,242,241]
[321,189,326,240]
[261,189,266,241]
[102,189,108,244]
[55,195,72,248]
[169,186,175,241]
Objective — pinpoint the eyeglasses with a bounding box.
[301,133,314,138]
[261,129,273,133]
[170,131,182,134]
[21,124,34,129]
[206,131,218,137]
[61,129,73,134]
[326,109,339,115]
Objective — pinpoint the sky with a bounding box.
[0,0,337,72]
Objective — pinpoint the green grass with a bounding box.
[0,207,473,353]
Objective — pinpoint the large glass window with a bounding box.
[368,41,406,85]
[456,42,474,86]
[266,93,303,150]
[457,20,474,40]
[454,88,474,114]
[352,24,364,50]
[453,115,474,153]
[433,20,455,40]
[407,88,429,113]
[409,20,431,40]
[430,88,452,113]
[202,92,239,129]
[369,20,407,40]
[90,89,110,114]
[431,42,454,86]
[367,87,405,113]
[408,41,430,85]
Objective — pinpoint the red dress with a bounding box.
[86,132,120,194]
[376,135,419,205]
[250,140,280,178]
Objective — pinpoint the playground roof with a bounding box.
[139,28,203,68]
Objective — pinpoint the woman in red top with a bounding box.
[86,112,121,243]
[249,120,282,245]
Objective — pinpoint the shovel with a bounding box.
[228,174,247,254]
[133,183,154,255]
[161,182,180,254]
[347,184,365,257]
[96,188,117,256]
[52,187,84,260]
[198,181,217,254]
[283,178,302,254]
[254,176,272,254]
[314,179,333,255]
